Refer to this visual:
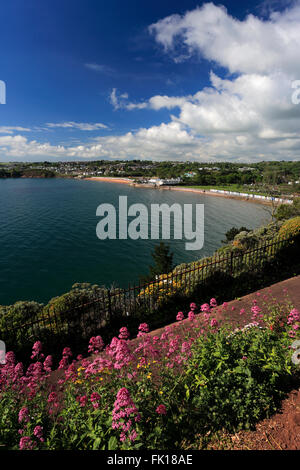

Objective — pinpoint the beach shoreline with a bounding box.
[83,176,286,206]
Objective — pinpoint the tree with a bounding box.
[222,226,250,243]
[142,242,174,282]
[262,188,282,221]
[275,198,300,221]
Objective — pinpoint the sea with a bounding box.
[0,178,269,305]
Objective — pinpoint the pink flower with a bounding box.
[33,425,44,442]
[47,391,58,407]
[251,306,262,315]
[210,298,217,308]
[77,395,87,407]
[210,318,219,328]
[181,342,191,354]
[14,362,23,378]
[114,339,134,370]
[88,336,104,354]
[188,311,195,321]
[58,347,73,369]
[240,308,246,315]
[129,430,138,442]
[18,407,29,424]
[90,392,101,409]
[91,392,101,402]
[137,323,149,336]
[119,327,130,340]
[43,355,52,373]
[201,303,210,313]
[62,347,72,358]
[19,436,35,450]
[156,404,167,415]
[190,302,197,311]
[203,312,210,322]
[176,312,184,321]
[31,341,43,360]
[5,351,15,365]
[112,388,140,443]
[287,308,300,325]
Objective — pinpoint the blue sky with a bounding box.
[0,0,300,162]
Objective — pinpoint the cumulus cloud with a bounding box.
[101,2,300,162]
[149,1,300,76]
[109,88,148,110]
[2,3,300,162]
[100,1,300,162]
[1,117,300,162]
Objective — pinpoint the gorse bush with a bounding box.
[0,295,299,450]
[278,216,300,239]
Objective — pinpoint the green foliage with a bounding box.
[278,216,300,239]
[0,301,44,355]
[222,226,250,243]
[275,198,300,221]
[185,326,294,434]
[143,242,174,282]
[1,300,298,450]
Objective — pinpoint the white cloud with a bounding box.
[0,126,31,134]
[1,116,300,162]
[2,3,300,162]
[85,63,114,75]
[149,2,300,76]
[109,88,148,110]
[46,122,108,130]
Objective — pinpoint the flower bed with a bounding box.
[0,296,299,450]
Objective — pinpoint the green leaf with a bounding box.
[93,437,102,450]
[108,436,118,450]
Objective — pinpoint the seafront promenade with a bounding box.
[85,176,293,206]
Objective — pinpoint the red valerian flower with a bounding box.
[156,404,167,415]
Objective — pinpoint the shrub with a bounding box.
[278,216,300,239]
[0,301,44,355]
[275,198,300,221]
[0,296,299,450]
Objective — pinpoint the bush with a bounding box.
[0,301,44,356]
[1,296,299,450]
[278,216,300,239]
[275,198,300,221]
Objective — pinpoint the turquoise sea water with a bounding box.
[0,178,269,305]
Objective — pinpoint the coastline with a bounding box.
[84,176,134,185]
[83,176,281,206]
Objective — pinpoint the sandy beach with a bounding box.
[83,176,287,206]
[84,176,134,185]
